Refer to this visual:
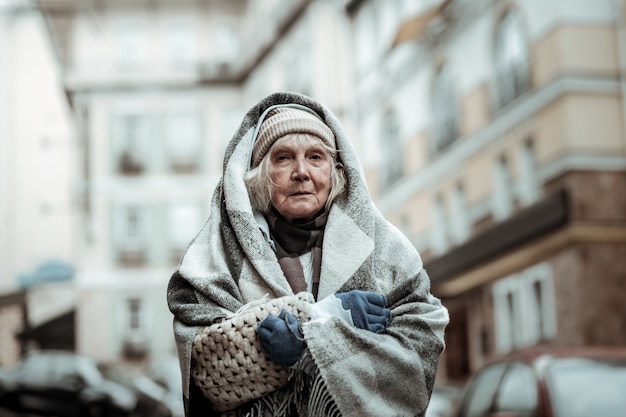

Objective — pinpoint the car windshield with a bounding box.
[547,356,626,417]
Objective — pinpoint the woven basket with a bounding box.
[191,293,314,412]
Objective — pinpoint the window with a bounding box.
[432,64,459,152]
[113,205,149,266]
[123,297,148,357]
[167,22,196,68]
[354,5,377,72]
[494,9,530,108]
[381,110,403,186]
[113,113,150,175]
[164,112,202,173]
[523,264,557,343]
[450,182,470,243]
[492,153,514,220]
[495,363,539,417]
[459,363,507,417]
[518,139,540,206]
[284,42,312,96]
[115,22,145,69]
[127,298,142,330]
[168,202,203,263]
[430,193,449,255]
[215,21,239,63]
[493,263,556,352]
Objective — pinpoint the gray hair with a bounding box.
[245,133,346,214]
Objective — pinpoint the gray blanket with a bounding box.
[167,92,449,417]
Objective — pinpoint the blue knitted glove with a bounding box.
[335,290,391,334]
[257,309,306,366]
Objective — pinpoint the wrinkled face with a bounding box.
[268,134,332,224]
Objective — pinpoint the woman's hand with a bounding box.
[335,290,392,334]
[257,309,306,366]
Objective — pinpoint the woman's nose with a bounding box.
[292,157,310,180]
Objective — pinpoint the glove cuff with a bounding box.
[311,294,355,327]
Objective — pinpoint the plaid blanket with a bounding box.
[167,92,449,417]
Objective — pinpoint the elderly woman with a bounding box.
[167,92,449,417]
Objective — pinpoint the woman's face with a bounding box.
[268,135,332,224]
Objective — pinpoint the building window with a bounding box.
[354,5,378,72]
[381,110,403,186]
[123,297,148,358]
[215,21,240,63]
[432,64,459,153]
[494,8,530,108]
[113,114,149,175]
[164,112,202,173]
[127,298,142,330]
[113,205,149,266]
[167,22,196,68]
[115,22,145,69]
[493,263,556,353]
[492,153,514,221]
[284,42,312,96]
[518,139,540,206]
[168,202,203,264]
[450,182,470,244]
[430,193,449,255]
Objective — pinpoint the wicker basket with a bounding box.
[191,293,314,412]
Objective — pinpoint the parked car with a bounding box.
[147,356,184,417]
[97,362,172,417]
[449,346,626,417]
[0,350,137,417]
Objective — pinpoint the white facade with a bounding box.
[0,3,76,297]
[45,0,361,366]
[59,1,248,363]
[0,1,77,366]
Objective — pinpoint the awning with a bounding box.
[391,0,453,48]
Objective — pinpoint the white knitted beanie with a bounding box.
[251,107,335,168]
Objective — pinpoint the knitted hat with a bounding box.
[251,107,335,168]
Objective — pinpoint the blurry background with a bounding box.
[0,0,625,415]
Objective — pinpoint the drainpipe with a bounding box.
[614,0,626,158]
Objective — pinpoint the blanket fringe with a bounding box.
[238,350,341,417]
[295,350,341,417]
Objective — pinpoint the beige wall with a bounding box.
[0,304,25,366]
[534,25,619,87]
[405,130,430,176]
[536,92,625,165]
[563,93,624,152]
[460,82,490,138]
[389,86,624,254]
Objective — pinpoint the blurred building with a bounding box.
[33,0,354,377]
[346,0,626,382]
[3,0,624,389]
[35,0,245,368]
[0,0,77,366]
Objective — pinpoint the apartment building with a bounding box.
[34,0,250,367]
[346,0,626,381]
[35,0,358,374]
[0,0,77,366]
